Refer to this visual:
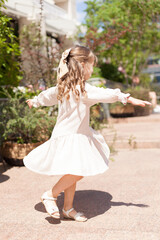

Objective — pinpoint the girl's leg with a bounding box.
[50,174,83,198]
[63,182,76,210]
[46,174,83,217]
[63,182,86,219]
[63,183,76,211]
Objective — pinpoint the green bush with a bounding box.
[0,1,22,87]
[125,86,151,101]
[0,85,41,98]
[0,89,57,145]
[90,82,107,129]
[90,103,103,130]
[20,22,62,88]
[100,63,126,84]
[139,73,152,89]
[91,67,102,78]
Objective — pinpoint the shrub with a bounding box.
[20,22,66,89]
[0,1,22,87]
[100,63,126,84]
[0,89,57,145]
[125,86,151,101]
[139,73,152,89]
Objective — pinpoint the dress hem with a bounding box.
[23,159,109,177]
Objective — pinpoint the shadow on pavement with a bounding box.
[34,190,149,222]
[0,163,11,183]
[0,174,10,183]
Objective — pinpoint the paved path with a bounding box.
[101,113,160,149]
[0,148,160,240]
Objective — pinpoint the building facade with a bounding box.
[2,0,78,88]
[3,0,77,42]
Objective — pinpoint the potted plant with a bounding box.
[109,101,135,118]
[0,88,57,166]
[126,86,153,116]
[109,86,152,117]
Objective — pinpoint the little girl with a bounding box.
[24,45,151,222]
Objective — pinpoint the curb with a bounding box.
[107,114,160,124]
[106,140,160,149]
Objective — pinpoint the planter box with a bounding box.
[133,105,152,116]
[110,103,152,118]
[0,141,43,166]
[110,104,135,118]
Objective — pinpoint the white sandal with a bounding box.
[62,207,87,222]
[40,191,60,219]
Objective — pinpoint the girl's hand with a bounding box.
[26,99,33,109]
[127,96,152,107]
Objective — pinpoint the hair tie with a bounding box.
[57,48,71,79]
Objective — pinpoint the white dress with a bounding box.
[23,82,130,176]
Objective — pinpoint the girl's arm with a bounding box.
[26,86,58,108]
[26,99,33,109]
[84,83,152,107]
[127,96,151,107]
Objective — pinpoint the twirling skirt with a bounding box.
[23,128,110,176]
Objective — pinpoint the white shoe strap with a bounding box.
[42,191,57,201]
[44,200,59,213]
[42,196,57,201]
[74,212,84,219]
[64,207,74,217]
[67,207,74,213]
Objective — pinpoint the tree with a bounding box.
[0,0,22,87]
[20,22,66,89]
[82,0,160,85]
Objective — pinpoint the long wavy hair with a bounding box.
[57,45,97,102]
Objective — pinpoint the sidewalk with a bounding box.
[0,113,160,240]
[0,147,160,240]
[101,113,160,149]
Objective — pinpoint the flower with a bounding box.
[17,86,26,93]
[13,87,18,93]
[118,66,124,73]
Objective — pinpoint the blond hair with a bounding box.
[57,45,97,102]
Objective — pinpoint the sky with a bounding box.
[76,0,87,23]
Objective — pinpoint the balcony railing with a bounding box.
[4,0,68,20]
